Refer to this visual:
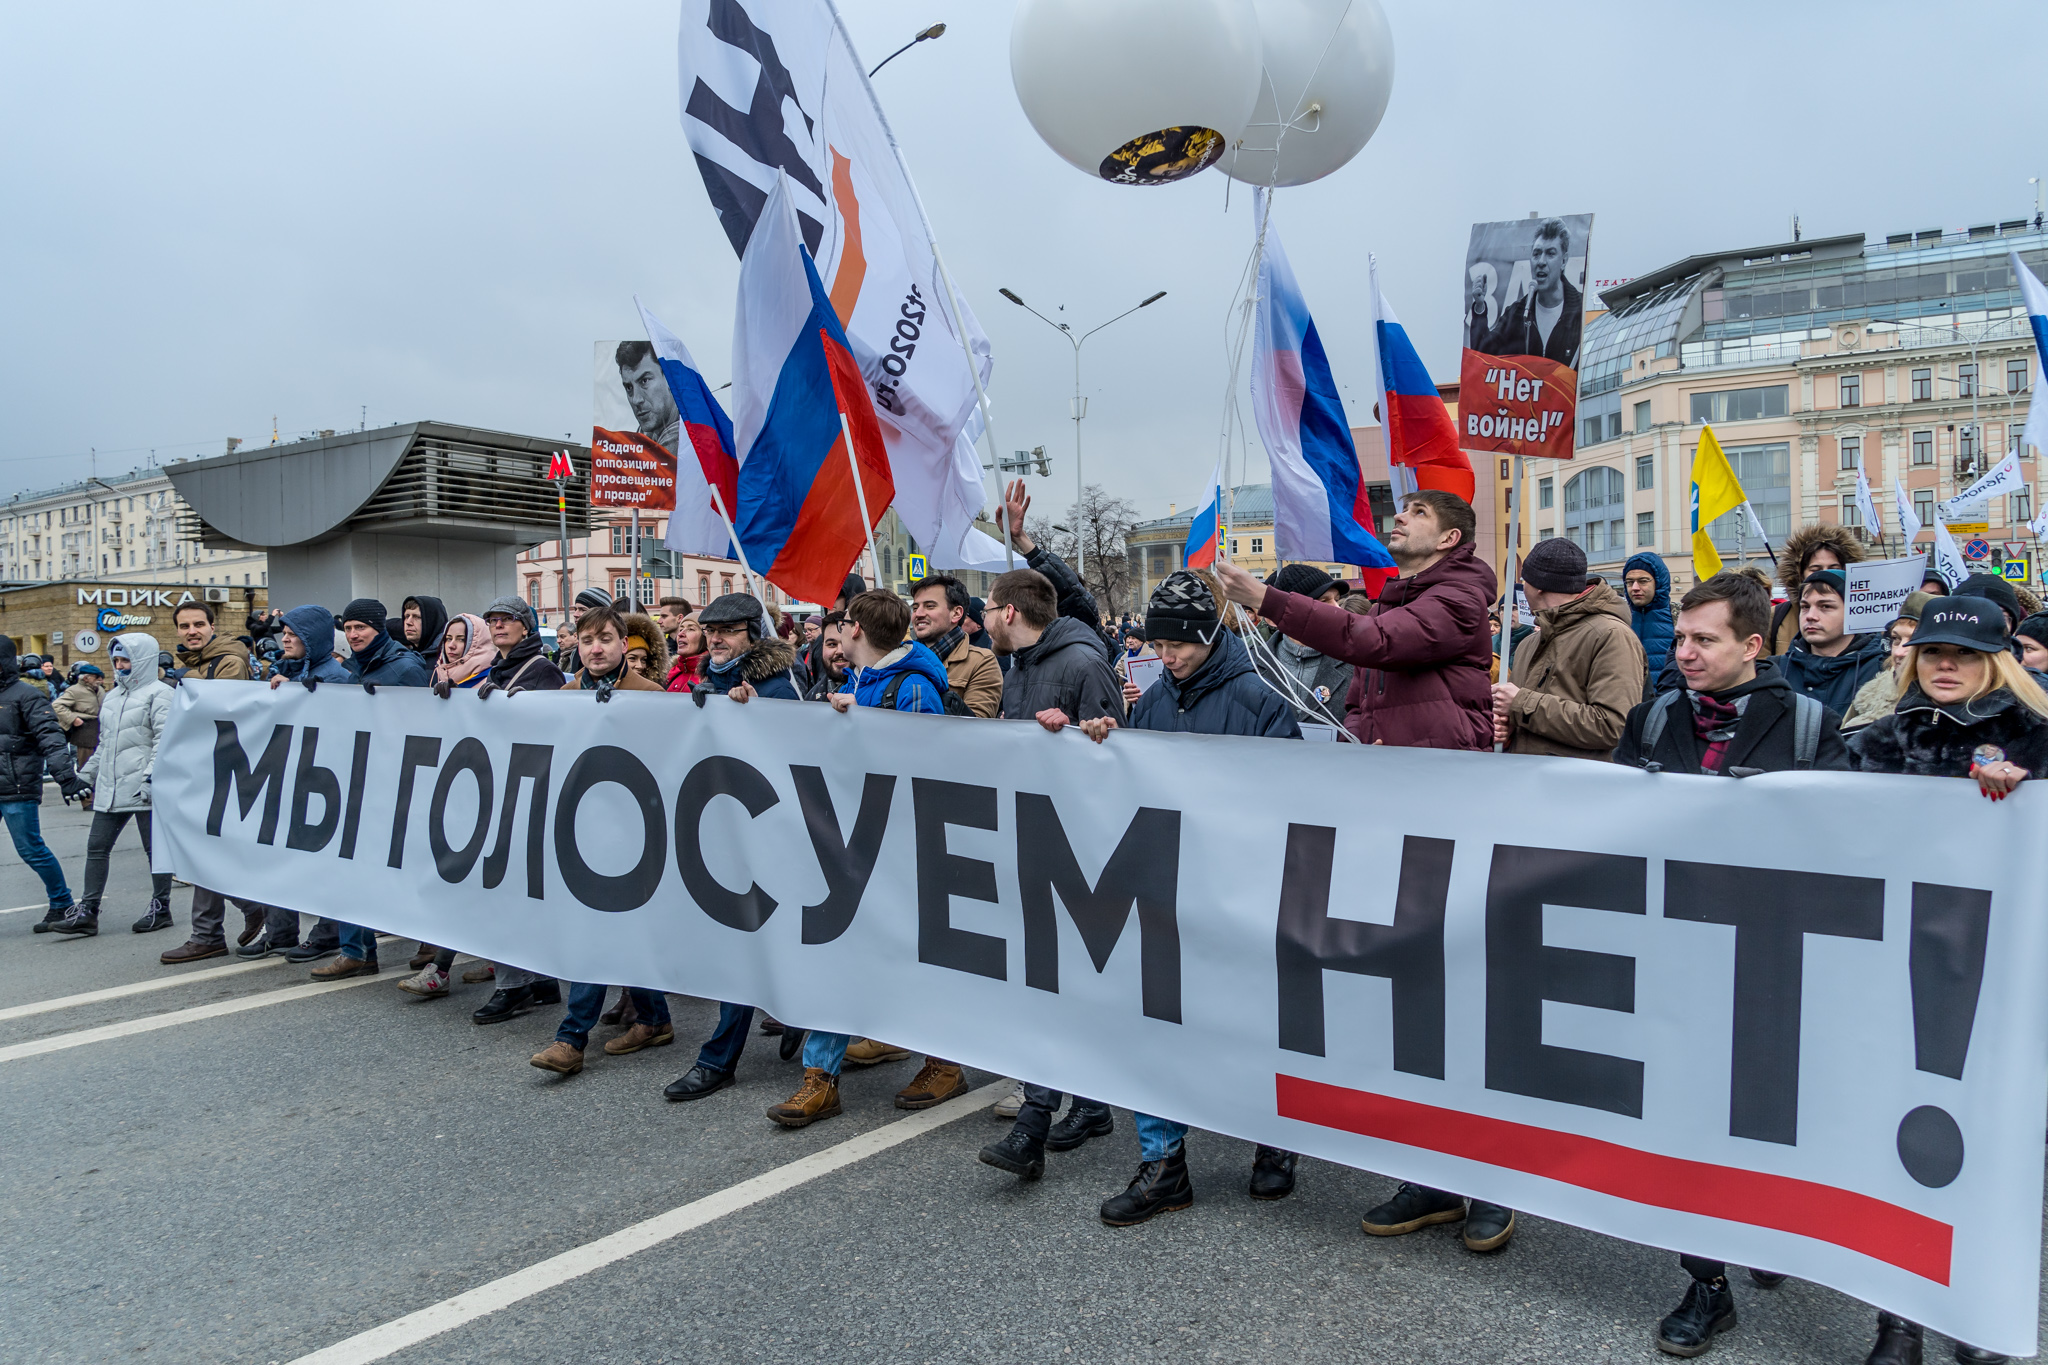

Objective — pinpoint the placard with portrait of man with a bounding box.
[1458,214,1594,461]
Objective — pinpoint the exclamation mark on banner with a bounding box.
[1896,883,1992,1188]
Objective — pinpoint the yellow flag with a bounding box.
[1689,425,1748,578]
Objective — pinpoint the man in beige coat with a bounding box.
[1491,538,1645,761]
[908,573,1002,717]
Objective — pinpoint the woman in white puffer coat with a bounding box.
[48,633,176,937]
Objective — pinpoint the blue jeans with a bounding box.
[696,1002,754,1074]
[802,1031,850,1076]
[1135,1113,1187,1162]
[338,922,378,964]
[557,984,670,1049]
[0,801,70,909]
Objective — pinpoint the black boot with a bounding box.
[977,1128,1046,1180]
[33,902,71,933]
[471,985,537,1024]
[1747,1269,1786,1288]
[528,979,561,1006]
[285,939,337,964]
[663,1065,735,1102]
[1953,1346,2008,1364]
[48,904,99,937]
[1248,1145,1298,1200]
[1360,1182,1466,1236]
[779,1027,806,1062]
[1865,1313,1923,1365]
[1044,1105,1114,1152]
[1656,1276,1736,1357]
[131,896,173,933]
[1099,1147,1194,1226]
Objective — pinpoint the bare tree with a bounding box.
[1031,483,1141,619]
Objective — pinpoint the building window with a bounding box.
[1911,368,1932,401]
[1636,511,1654,546]
[1228,538,1238,555]
[1249,537,1264,555]
[1606,411,1622,442]
[1689,385,1789,424]
[1634,400,1652,432]
[1562,466,1627,562]
[1957,364,1977,399]
[613,576,629,600]
[1538,477,1554,509]
[1635,455,1654,490]
[1912,430,1934,466]
[1840,436,1861,472]
[2013,488,2033,524]
[610,526,623,554]
[1538,527,1553,541]
[698,575,710,605]
[2010,358,2030,394]
[1701,442,1792,552]
[1839,373,1860,408]
[1913,488,1935,530]
[1499,459,1510,481]
[1843,496,1863,530]
[1960,425,1979,463]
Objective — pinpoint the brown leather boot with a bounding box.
[311,956,376,980]
[161,939,228,965]
[895,1059,966,1110]
[529,1041,584,1075]
[602,1021,675,1055]
[843,1038,912,1067]
[767,1067,842,1127]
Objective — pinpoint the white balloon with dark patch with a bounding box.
[1221,0,1395,188]
[1009,0,1263,187]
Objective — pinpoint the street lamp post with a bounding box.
[998,288,1165,578]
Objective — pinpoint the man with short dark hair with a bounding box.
[1472,218,1583,367]
[1615,570,1848,1357]
[910,573,1001,717]
[656,597,692,654]
[986,569,1122,725]
[1768,570,1888,714]
[173,601,252,680]
[338,599,430,690]
[801,611,851,702]
[616,340,681,454]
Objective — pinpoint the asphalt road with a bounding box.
[0,800,2038,1365]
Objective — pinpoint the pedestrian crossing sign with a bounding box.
[907,554,928,582]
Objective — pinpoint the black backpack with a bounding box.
[879,671,973,717]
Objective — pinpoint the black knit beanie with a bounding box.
[1269,563,1339,602]
[1522,538,1589,594]
[340,598,388,633]
[1144,571,1221,645]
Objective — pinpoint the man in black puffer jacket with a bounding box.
[0,636,91,930]
[986,567,1122,724]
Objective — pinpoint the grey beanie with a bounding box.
[482,595,536,633]
[1522,537,1590,595]
[1143,571,1221,645]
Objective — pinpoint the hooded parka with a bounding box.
[81,633,172,813]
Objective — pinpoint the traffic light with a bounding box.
[1032,445,1050,476]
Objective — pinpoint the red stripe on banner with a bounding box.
[1275,1075,1952,1284]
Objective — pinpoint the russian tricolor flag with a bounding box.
[637,298,740,558]
[731,175,895,607]
[1369,254,1473,503]
[2015,251,2048,460]
[1247,193,1399,593]
[1183,458,1223,570]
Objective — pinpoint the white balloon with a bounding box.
[1222,0,1395,187]
[1010,0,1263,187]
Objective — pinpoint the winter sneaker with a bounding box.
[1248,1145,1299,1201]
[1360,1183,1466,1236]
[977,1129,1046,1180]
[1044,1105,1114,1152]
[1462,1201,1515,1252]
[894,1061,967,1110]
[990,1079,1026,1120]
[529,1041,584,1076]
[1656,1276,1737,1357]
[460,962,496,984]
[33,903,72,933]
[408,943,438,970]
[48,907,98,937]
[398,966,450,998]
[766,1068,842,1128]
[1099,1148,1195,1227]
[844,1038,912,1067]
[1864,1312,1923,1365]
[131,897,173,934]
[285,940,339,964]
[602,1021,676,1055]
[310,955,376,980]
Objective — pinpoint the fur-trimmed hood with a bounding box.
[736,635,796,683]
[1778,524,1867,590]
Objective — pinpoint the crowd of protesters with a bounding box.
[7,475,2031,1365]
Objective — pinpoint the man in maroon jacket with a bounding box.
[1213,486,1516,1252]
[1214,488,1496,751]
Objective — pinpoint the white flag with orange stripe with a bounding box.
[678,0,1007,572]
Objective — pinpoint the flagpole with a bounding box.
[706,482,763,603]
[556,451,571,622]
[839,411,882,589]
[1495,454,1524,754]
[630,506,640,608]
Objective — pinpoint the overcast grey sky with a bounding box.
[3,1,2043,520]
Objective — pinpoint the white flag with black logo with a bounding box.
[677,0,1008,572]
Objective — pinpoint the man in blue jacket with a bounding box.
[763,590,951,1130]
[981,572,1301,1222]
[1624,551,1676,696]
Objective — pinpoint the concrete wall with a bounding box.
[267,534,519,615]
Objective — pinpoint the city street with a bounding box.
[0,801,2032,1365]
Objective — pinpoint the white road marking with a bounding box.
[0,934,415,1024]
[0,903,48,914]
[0,971,392,1064]
[285,1080,1005,1365]
[0,955,285,1021]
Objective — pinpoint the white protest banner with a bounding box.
[1940,451,2023,519]
[1897,478,1923,544]
[1845,554,1927,635]
[155,684,2048,1355]
[1932,518,1969,588]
